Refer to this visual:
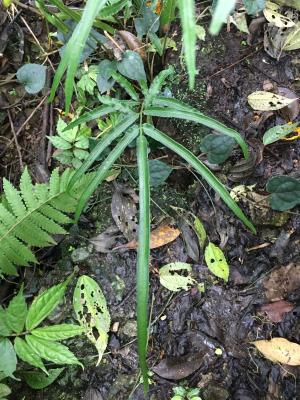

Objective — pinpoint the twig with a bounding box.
[7,110,23,170]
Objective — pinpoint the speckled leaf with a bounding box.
[26,335,82,367]
[263,7,294,28]
[204,242,229,282]
[73,276,110,365]
[263,122,298,145]
[254,338,300,365]
[6,284,27,333]
[159,262,195,292]
[32,324,85,341]
[14,337,47,374]
[248,91,296,111]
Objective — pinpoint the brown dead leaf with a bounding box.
[253,338,300,366]
[263,263,300,301]
[118,30,146,60]
[114,225,180,250]
[259,300,294,323]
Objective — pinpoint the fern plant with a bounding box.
[62,65,256,390]
[0,168,92,276]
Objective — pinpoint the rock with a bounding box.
[121,320,137,337]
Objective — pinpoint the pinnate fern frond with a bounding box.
[0,168,91,276]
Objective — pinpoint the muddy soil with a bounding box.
[2,13,300,400]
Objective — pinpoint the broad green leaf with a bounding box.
[204,242,229,282]
[266,176,300,211]
[136,135,150,391]
[32,324,85,341]
[26,277,71,330]
[22,368,64,390]
[194,217,206,250]
[67,115,138,190]
[160,0,176,27]
[178,0,196,89]
[149,32,163,56]
[243,0,265,14]
[73,276,110,365]
[263,122,298,145]
[50,0,108,112]
[200,134,236,164]
[74,125,139,220]
[0,338,17,378]
[134,5,159,37]
[6,284,27,333]
[0,307,11,337]
[17,64,46,94]
[149,159,173,186]
[26,335,82,367]
[159,262,195,292]
[146,97,249,159]
[0,383,11,398]
[143,123,256,233]
[111,71,139,100]
[14,337,47,374]
[97,60,117,94]
[117,51,147,82]
[247,91,296,111]
[209,0,236,35]
[48,136,73,150]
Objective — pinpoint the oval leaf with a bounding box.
[254,338,300,365]
[266,175,300,211]
[159,262,195,292]
[0,383,11,397]
[17,64,46,94]
[73,276,110,365]
[0,338,17,378]
[22,368,65,390]
[204,242,229,282]
[0,307,11,337]
[200,134,235,164]
[117,50,146,82]
[14,337,47,374]
[149,159,173,187]
[32,324,85,341]
[6,285,27,334]
[26,277,71,330]
[247,91,297,111]
[26,335,82,367]
[263,122,298,145]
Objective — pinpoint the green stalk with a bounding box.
[136,134,150,392]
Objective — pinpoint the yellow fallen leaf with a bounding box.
[253,338,300,365]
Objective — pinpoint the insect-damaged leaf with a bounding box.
[247,91,297,111]
[204,242,229,282]
[253,338,300,365]
[263,7,295,28]
[159,262,195,292]
[73,276,110,365]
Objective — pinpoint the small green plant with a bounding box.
[171,386,202,400]
[48,116,91,168]
[0,275,109,393]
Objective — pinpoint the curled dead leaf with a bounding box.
[259,300,294,323]
[253,338,300,366]
[118,30,146,60]
[263,263,300,301]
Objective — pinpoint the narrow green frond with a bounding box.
[145,98,249,159]
[144,66,174,107]
[3,179,27,218]
[20,168,37,210]
[178,0,196,89]
[75,125,139,220]
[68,113,139,189]
[209,0,236,35]
[111,72,139,101]
[143,124,256,233]
[49,0,108,112]
[136,134,150,392]
[49,168,61,197]
[63,105,118,132]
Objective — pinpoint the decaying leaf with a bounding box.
[118,30,146,60]
[263,263,300,301]
[253,338,300,365]
[159,262,195,292]
[263,7,295,28]
[111,184,139,241]
[229,11,249,33]
[178,220,199,262]
[73,276,110,365]
[259,300,294,322]
[248,91,297,111]
[283,21,300,51]
[114,225,180,250]
[204,243,229,282]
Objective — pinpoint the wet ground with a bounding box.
[1,8,300,400]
